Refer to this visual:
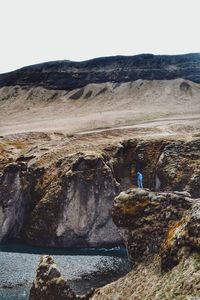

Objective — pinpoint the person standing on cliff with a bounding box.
[137,171,143,188]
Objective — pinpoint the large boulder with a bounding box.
[112,188,200,265]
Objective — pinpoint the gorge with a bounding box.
[0,53,200,299]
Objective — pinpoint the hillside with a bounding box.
[1,54,200,299]
[1,53,200,90]
[0,79,200,136]
[1,53,200,136]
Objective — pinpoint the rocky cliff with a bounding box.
[0,151,122,247]
[112,189,199,269]
[29,189,200,300]
[0,53,200,90]
[90,189,200,299]
[0,134,200,248]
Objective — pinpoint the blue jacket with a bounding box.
[137,172,142,181]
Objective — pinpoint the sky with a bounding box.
[0,0,199,73]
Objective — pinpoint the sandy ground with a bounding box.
[0,79,200,138]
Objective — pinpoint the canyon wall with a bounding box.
[29,189,200,299]
[0,137,200,247]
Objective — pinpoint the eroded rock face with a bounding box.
[0,138,200,247]
[24,153,121,247]
[105,139,200,198]
[112,188,199,265]
[155,140,200,197]
[0,53,200,90]
[29,255,78,300]
[30,190,200,300]
[57,155,121,247]
[161,200,200,270]
[0,161,29,242]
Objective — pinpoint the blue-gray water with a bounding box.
[0,243,131,300]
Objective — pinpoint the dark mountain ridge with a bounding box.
[0,53,200,90]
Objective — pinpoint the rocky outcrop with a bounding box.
[90,189,200,299]
[29,255,94,300]
[0,53,200,90]
[107,139,200,197]
[30,188,200,300]
[154,140,200,197]
[112,189,200,268]
[161,200,200,271]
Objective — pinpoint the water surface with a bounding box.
[0,243,131,299]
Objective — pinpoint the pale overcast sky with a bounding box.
[0,0,199,73]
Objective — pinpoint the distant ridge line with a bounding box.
[0,53,200,90]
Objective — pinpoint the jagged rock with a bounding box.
[29,255,78,300]
[112,188,197,264]
[161,199,200,270]
[0,54,200,90]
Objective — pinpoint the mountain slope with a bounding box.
[0,53,200,90]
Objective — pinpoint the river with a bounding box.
[0,243,131,299]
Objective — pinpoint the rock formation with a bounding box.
[161,199,200,271]
[0,161,31,242]
[0,53,200,90]
[29,255,94,300]
[90,189,200,299]
[0,136,200,247]
[30,189,200,300]
[23,153,121,247]
[29,255,76,300]
[112,188,199,268]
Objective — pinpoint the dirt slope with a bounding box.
[0,79,200,136]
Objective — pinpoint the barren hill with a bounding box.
[0,53,200,136]
[1,55,200,299]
